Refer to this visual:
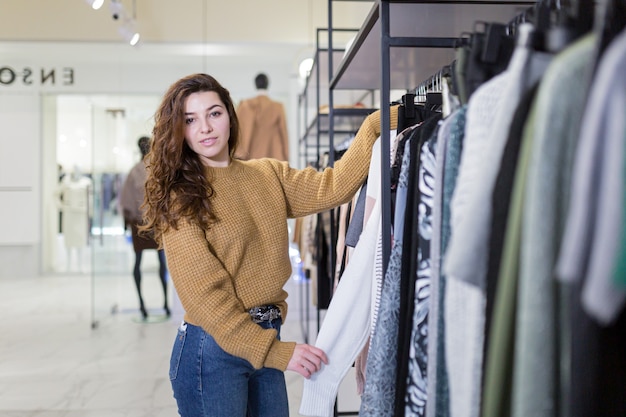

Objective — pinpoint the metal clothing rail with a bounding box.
[296,25,377,345]
[330,0,534,272]
[325,0,535,415]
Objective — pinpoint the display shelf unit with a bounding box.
[298,28,377,169]
[329,0,533,271]
[322,0,534,415]
[296,27,377,345]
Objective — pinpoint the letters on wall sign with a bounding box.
[0,66,75,86]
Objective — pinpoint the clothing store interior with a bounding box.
[1,0,625,416]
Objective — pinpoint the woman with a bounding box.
[142,73,388,416]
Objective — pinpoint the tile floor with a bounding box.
[0,239,360,416]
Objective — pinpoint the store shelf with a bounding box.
[301,107,377,144]
[297,28,376,166]
[331,0,533,90]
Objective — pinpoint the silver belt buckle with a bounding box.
[249,305,281,323]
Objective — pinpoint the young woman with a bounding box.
[142,73,392,416]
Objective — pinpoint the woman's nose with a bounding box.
[201,119,213,132]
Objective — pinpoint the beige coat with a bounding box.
[235,94,289,161]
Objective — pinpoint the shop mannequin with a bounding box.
[235,72,290,161]
[119,136,170,320]
[55,165,92,272]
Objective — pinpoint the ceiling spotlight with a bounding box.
[130,32,140,46]
[119,20,140,46]
[84,0,104,10]
[299,58,314,79]
[110,0,125,20]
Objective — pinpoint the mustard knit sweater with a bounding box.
[162,106,398,371]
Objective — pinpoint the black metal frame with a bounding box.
[325,0,535,415]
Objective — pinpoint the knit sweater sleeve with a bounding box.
[275,105,398,218]
[162,218,295,370]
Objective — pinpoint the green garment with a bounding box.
[481,106,535,417]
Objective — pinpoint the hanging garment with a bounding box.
[479,105,536,417]
[571,29,626,325]
[443,24,552,417]
[354,126,400,394]
[56,176,92,248]
[483,81,539,342]
[345,182,368,247]
[333,200,353,287]
[300,138,385,417]
[443,62,516,417]
[367,130,399,335]
[555,27,626,417]
[479,82,539,417]
[360,132,414,417]
[395,114,442,417]
[315,211,333,309]
[513,34,597,417]
[404,121,440,417]
[426,106,467,417]
[444,22,552,290]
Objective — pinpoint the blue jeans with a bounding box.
[169,319,288,417]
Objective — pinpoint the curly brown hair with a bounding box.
[141,73,240,243]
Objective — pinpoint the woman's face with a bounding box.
[183,91,231,167]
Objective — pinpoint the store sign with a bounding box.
[0,66,75,86]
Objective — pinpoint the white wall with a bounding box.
[0,92,41,277]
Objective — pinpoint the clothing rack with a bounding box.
[300,1,626,416]
[297,24,377,345]
[323,1,534,416]
[329,0,534,279]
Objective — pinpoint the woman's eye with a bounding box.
[210,111,222,118]
[185,117,195,125]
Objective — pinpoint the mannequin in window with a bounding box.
[120,136,170,320]
[235,72,290,161]
[55,165,92,272]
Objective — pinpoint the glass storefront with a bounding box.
[42,93,170,328]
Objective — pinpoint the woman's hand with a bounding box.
[287,343,328,379]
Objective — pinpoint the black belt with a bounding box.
[248,305,281,324]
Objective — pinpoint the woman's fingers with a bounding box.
[287,344,329,378]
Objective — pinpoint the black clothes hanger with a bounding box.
[463,21,515,100]
[572,0,596,36]
[482,22,515,66]
[447,60,460,98]
[526,0,593,53]
[425,92,443,112]
[397,93,424,133]
[596,0,626,54]
[392,93,422,220]
[453,36,472,104]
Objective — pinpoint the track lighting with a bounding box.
[84,0,141,46]
[84,0,104,10]
[109,0,124,20]
[118,19,140,46]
